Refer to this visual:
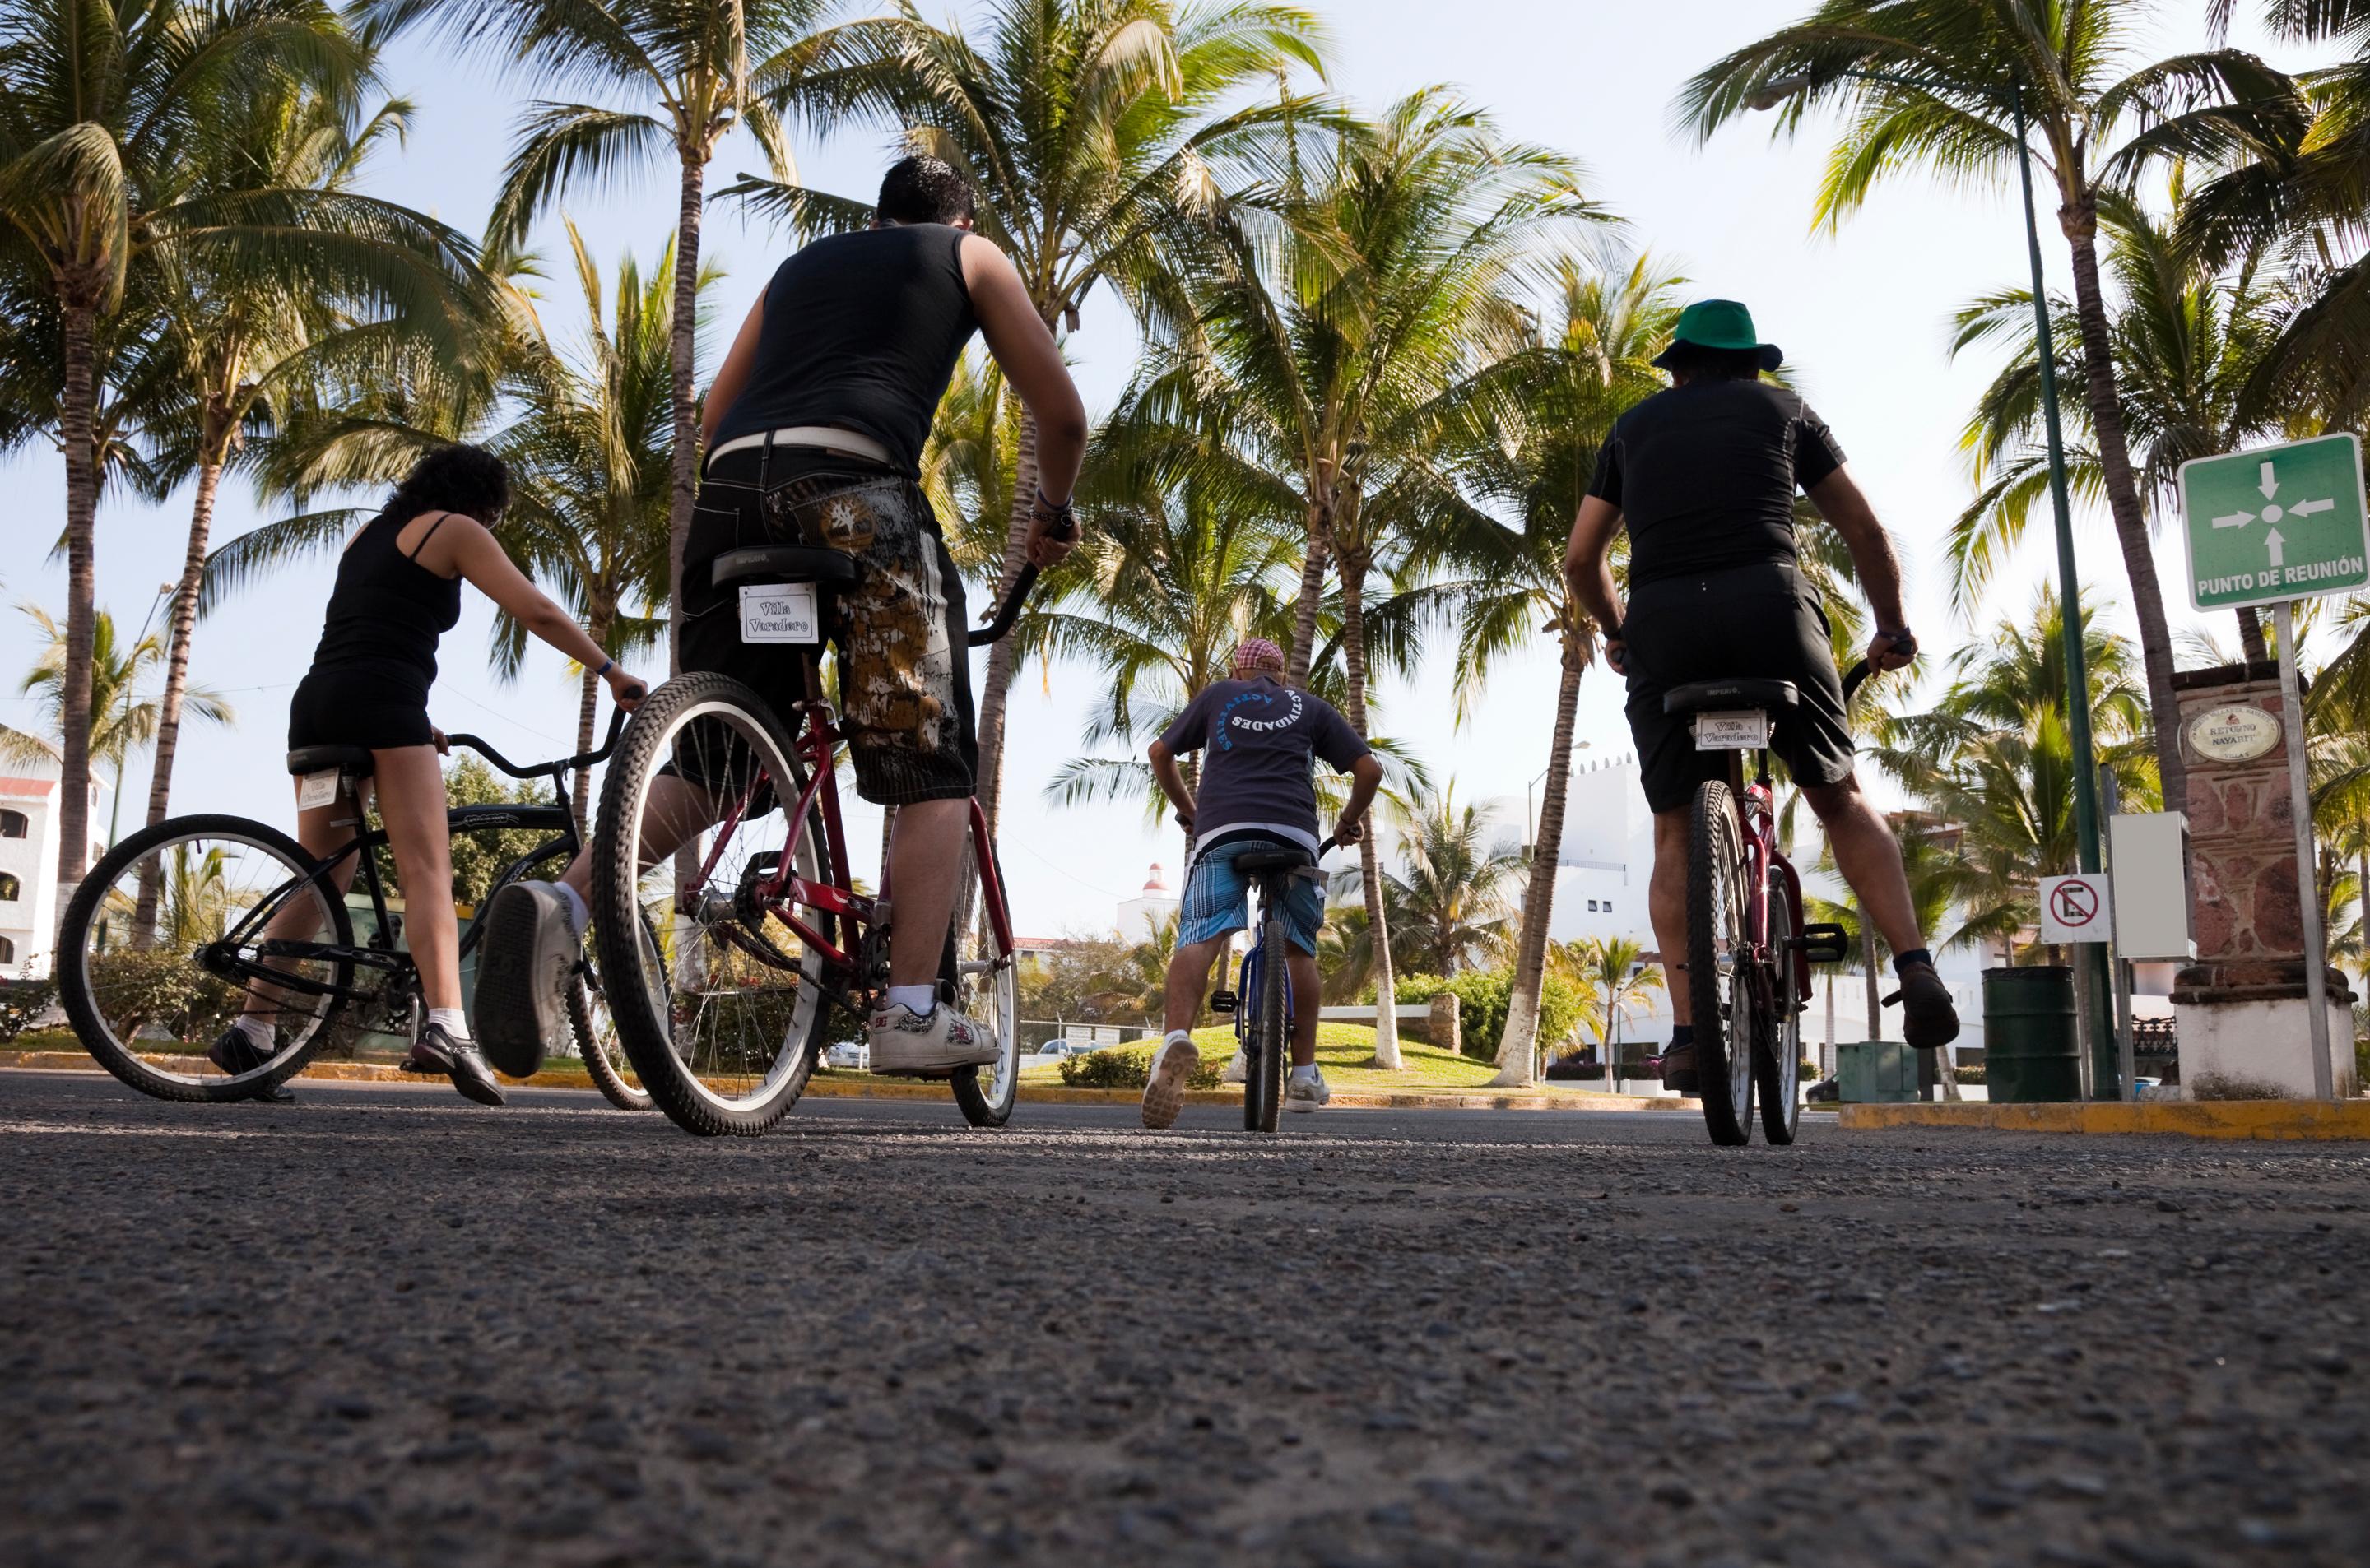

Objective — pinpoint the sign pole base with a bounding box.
[2275,600,2335,1101]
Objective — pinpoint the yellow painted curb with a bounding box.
[1839,1098,2370,1140]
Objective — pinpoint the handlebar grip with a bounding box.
[1841,659,1872,702]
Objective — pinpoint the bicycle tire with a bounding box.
[948,832,1020,1129]
[1687,781,1754,1146]
[1247,920,1288,1133]
[1756,872,1803,1146]
[591,672,829,1136]
[569,906,662,1111]
[58,814,355,1103]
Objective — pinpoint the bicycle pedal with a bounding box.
[1794,922,1852,965]
[1208,990,1238,1015]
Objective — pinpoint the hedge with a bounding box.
[1389,968,1586,1062]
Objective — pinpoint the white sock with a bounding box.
[1291,1063,1321,1084]
[1164,1029,1194,1053]
[232,1014,273,1046]
[551,880,590,939]
[428,1007,471,1041]
[886,985,936,1018]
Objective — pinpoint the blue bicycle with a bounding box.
[1209,837,1335,1132]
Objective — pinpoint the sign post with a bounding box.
[2178,433,2368,1102]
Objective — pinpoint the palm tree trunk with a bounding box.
[2060,195,2186,814]
[1287,499,1330,688]
[54,299,101,946]
[667,150,707,672]
[974,405,1040,841]
[2237,606,2268,664]
[572,601,615,833]
[1338,555,1400,1069]
[1494,623,1585,1087]
[132,447,228,936]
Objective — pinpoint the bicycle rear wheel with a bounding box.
[947,831,1020,1128]
[1687,781,1754,1146]
[1756,872,1803,1146]
[592,672,832,1136]
[58,815,355,1102]
[1245,922,1288,1133]
[569,907,662,1111]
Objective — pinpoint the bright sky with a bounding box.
[0,1,2318,933]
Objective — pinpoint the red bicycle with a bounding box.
[589,545,1049,1136]
[1666,661,1870,1146]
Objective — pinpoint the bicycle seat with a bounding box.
[1233,849,1314,874]
[1662,678,1799,716]
[286,745,374,777]
[710,546,860,590]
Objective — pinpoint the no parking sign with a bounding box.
[2039,874,2112,944]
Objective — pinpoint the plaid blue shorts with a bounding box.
[1179,837,1326,956]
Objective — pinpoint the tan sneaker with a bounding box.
[867,1002,999,1072]
[1141,1036,1200,1130]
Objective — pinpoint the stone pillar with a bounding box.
[1428,992,1460,1058]
[2169,662,2357,1097]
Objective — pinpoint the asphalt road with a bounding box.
[4,1070,2365,1568]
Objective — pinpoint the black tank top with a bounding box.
[304,508,463,691]
[708,225,981,476]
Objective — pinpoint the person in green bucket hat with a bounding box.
[1560,299,1959,1092]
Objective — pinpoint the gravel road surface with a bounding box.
[4,1070,2365,1567]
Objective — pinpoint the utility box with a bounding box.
[2109,811,2194,961]
[1837,1040,1922,1103]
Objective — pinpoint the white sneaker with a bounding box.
[867,1002,999,1072]
[1285,1068,1330,1114]
[1218,1048,1247,1083]
[1141,1037,1200,1129]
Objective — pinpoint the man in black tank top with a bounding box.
[476,158,1090,1076]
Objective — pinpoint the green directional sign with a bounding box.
[2179,433,2369,611]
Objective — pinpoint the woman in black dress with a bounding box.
[215,446,644,1103]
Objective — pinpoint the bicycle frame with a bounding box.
[1724,753,1815,1010]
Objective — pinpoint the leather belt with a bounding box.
[707,424,892,469]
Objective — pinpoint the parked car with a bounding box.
[822,1041,868,1070]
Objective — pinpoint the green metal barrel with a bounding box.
[1982,966,2081,1103]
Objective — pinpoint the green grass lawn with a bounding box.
[1019,1022,1630,1097]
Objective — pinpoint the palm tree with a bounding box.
[1549,935,1666,1079]
[1113,87,1605,1066]
[160,843,234,950]
[1375,781,1522,979]
[360,0,879,667]
[0,0,471,920]
[725,0,1330,836]
[1412,250,1680,1086]
[138,74,491,865]
[1950,188,2291,659]
[7,605,233,843]
[1680,0,2310,814]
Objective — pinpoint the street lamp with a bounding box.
[1752,67,2119,1094]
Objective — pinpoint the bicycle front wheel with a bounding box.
[1756,871,1803,1146]
[58,815,355,1102]
[1687,781,1754,1146]
[569,907,662,1111]
[592,672,832,1136]
[947,831,1020,1129]
[1245,923,1288,1133]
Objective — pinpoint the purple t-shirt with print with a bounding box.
[1158,676,1369,861]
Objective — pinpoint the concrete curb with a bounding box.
[1839,1098,2370,1140]
[1,1047,1694,1112]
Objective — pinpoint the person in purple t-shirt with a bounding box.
[1138,639,1384,1126]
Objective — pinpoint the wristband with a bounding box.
[595,658,614,678]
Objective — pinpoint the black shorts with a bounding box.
[680,446,977,806]
[286,666,434,753]
[1622,563,1856,814]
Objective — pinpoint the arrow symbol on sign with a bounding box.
[2266,527,2286,568]
[2261,462,2280,500]
[2214,510,2255,529]
[2292,497,2335,517]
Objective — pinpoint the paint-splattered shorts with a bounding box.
[681,446,977,805]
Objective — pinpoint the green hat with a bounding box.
[1652,299,1783,372]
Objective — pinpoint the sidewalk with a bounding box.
[1841,1098,2370,1140]
[0,1046,1698,1112]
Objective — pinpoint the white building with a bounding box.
[0,756,107,981]
[1115,863,1179,941]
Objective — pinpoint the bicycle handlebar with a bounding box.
[1841,658,1871,702]
[965,517,1077,648]
[445,704,628,782]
